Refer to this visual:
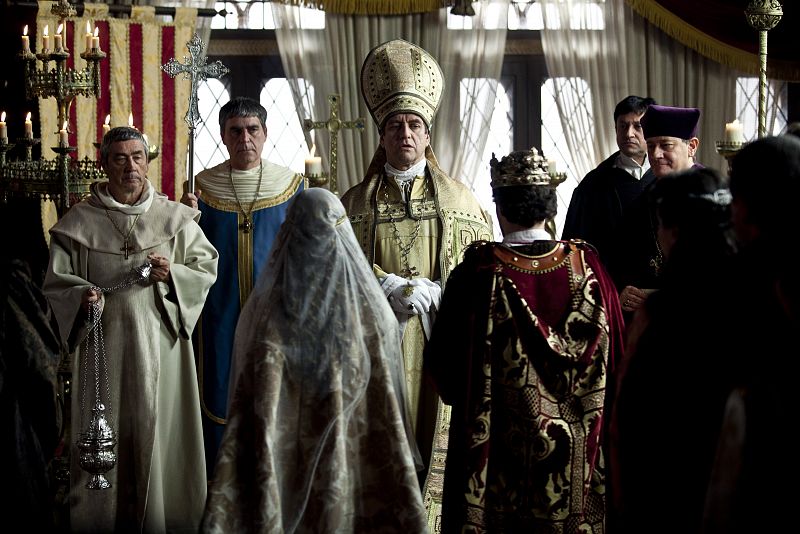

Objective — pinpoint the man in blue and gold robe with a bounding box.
[182,97,305,475]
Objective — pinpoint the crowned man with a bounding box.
[340,39,493,530]
[182,97,306,475]
[426,148,624,532]
[44,126,218,531]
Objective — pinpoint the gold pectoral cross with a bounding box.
[400,266,419,279]
[120,240,135,260]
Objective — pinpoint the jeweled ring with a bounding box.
[408,303,415,311]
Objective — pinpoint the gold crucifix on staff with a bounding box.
[303,94,365,196]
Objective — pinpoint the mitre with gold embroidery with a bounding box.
[361,39,444,129]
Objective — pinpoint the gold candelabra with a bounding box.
[0,0,108,212]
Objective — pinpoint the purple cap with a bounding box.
[641,104,701,140]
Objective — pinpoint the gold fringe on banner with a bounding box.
[272,0,455,15]
[625,0,800,81]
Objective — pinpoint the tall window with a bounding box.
[460,78,513,240]
[541,77,592,237]
[194,78,231,172]
[735,77,789,140]
[259,78,314,173]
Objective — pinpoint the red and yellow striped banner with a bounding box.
[36,1,196,200]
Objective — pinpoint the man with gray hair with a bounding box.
[44,126,218,531]
[181,96,305,476]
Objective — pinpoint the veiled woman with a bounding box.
[202,188,427,533]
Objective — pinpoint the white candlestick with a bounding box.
[85,22,92,52]
[103,114,111,136]
[42,25,50,51]
[54,34,63,52]
[0,112,7,141]
[724,119,744,144]
[59,125,68,146]
[305,156,322,176]
[24,113,33,139]
[22,35,30,53]
[546,159,557,174]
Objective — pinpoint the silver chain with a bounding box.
[79,262,152,427]
[383,176,428,279]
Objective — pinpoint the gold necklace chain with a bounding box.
[104,209,141,260]
[229,161,263,233]
[383,174,428,279]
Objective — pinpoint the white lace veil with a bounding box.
[227,188,420,531]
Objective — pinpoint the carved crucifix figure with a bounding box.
[303,94,365,196]
[161,34,229,193]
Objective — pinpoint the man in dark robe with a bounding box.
[608,104,701,314]
[562,95,656,264]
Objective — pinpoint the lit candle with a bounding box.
[84,21,92,52]
[128,112,135,130]
[59,121,68,146]
[22,25,30,53]
[305,144,322,176]
[546,158,557,174]
[54,24,63,52]
[724,119,744,144]
[42,25,50,52]
[102,114,111,135]
[0,112,7,141]
[91,27,100,52]
[24,112,33,139]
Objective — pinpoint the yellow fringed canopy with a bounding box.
[272,0,456,15]
[625,0,800,81]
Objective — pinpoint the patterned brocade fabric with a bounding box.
[432,242,615,534]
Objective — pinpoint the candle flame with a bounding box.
[86,21,91,34]
[94,27,99,38]
[104,114,111,126]
[23,25,28,36]
[128,113,134,128]
[26,112,31,122]
[309,144,316,158]
[57,23,63,35]
[44,25,49,37]
[1,112,5,122]
[62,121,68,131]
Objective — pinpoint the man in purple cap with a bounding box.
[608,104,702,314]
[642,104,701,179]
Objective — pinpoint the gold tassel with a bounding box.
[624,0,799,81]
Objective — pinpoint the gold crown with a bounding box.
[490,147,553,188]
[361,39,444,129]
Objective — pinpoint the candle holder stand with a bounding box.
[715,140,744,175]
[1,0,108,212]
[305,171,329,189]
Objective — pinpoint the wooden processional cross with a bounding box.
[303,94,365,196]
[161,34,229,194]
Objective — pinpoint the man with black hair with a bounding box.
[181,97,306,476]
[426,148,623,533]
[562,95,656,262]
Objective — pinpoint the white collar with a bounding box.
[93,180,155,215]
[502,227,552,244]
[615,153,650,179]
[385,159,427,182]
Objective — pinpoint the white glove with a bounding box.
[381,274,442,316]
